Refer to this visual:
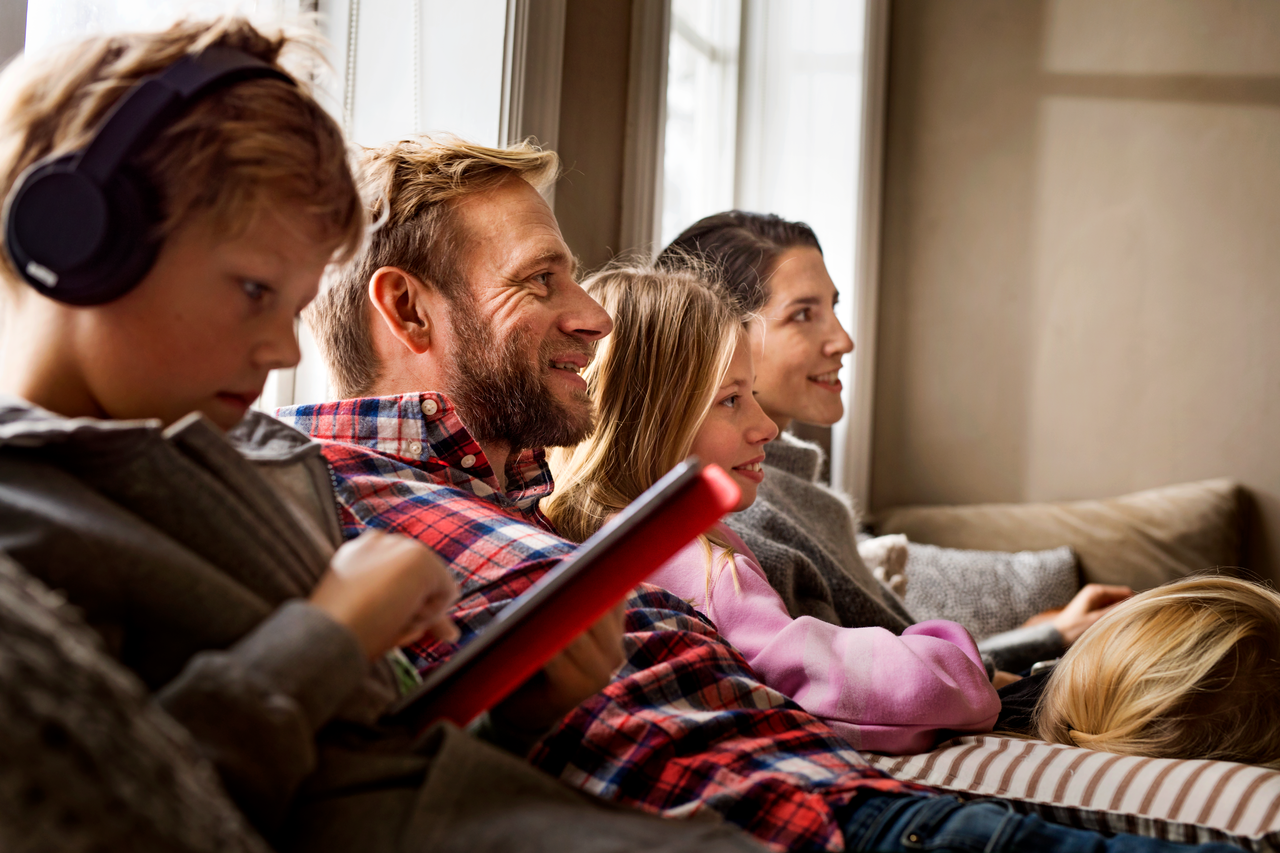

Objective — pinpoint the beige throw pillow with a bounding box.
[872,479,1244,592]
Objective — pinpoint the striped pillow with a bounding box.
[863,736,1280,851]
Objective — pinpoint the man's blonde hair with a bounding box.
[0,17,364,289]
[1036,574,1280,768]
[543,261,758,545]
[306,135,560,400]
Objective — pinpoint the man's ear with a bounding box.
[368,266,443,355]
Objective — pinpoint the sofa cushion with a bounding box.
[872,479,1244,592]
[899,544,1079,640]
[864,735,1280,851]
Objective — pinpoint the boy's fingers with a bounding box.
[318,530,460,658]
[425,615,460,643]
[397,597,461,645]
[392,612,456,647]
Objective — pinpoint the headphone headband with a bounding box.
[77,46,291,184]
[3,44,295,306]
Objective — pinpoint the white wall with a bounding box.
[0,0,24,65]
[874,0,1280,581]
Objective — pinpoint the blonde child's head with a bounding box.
[1035,575,1280,768]
[543,261,762,544]
[0,18,364,429]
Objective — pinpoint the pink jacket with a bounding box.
[647,524,1000,754]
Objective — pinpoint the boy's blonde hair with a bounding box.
[543,261,758,545]
[1035,575,1280,768]
[0,17,363,289]
[306,135,559,400]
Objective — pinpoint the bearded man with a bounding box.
[291,136,625,742]
[280,137,1233,853]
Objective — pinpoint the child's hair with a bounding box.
[0,17,364,290]
[543,261,761,545]
[1035,575,1280,768]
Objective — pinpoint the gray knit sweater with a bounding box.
[725,433,1064,674]
[725,435,914,631]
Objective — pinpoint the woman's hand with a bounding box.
[1048,583,1132,646]
[309,529,461,660]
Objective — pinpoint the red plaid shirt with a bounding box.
[278,393,931,852]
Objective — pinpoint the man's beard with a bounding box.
[442,302,596,453]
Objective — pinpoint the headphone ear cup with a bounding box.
[5,154,109,287]
[3,48,291,306]
[63,167,162,306]
[3,157,160,306]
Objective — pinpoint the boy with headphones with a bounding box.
[0,17,761,853]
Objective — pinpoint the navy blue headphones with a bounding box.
[2,45,293,306]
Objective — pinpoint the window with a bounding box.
[24,0,306,54]
[319,0,507,149]
[658,0,882,495]
[275,0,509,408]
[661,0,741,248]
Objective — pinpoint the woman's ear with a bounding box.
[368,266,442,355]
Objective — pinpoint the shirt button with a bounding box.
[460,454,477,468]
[421,399,438,416]
[408,441,423,456]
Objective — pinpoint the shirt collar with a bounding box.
[277,392,554,511]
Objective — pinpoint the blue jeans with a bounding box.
[841,793,1240,853]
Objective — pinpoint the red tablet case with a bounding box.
[385,459,740,732]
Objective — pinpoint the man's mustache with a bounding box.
[541,336,597,368]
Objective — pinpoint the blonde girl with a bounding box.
[545,263,1000,754]
[1036,575,1280,767]
[545,261,757,544]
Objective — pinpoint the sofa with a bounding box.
[864,478,1277,850]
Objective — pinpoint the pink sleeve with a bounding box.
[647,530,999,754]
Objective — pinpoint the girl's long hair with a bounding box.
[544,261,758,545]
[1035,574,1280,768]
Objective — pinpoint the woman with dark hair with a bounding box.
[657,211,1129,679]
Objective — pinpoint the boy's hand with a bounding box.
[310,530,461,660]
[489,600,627,735]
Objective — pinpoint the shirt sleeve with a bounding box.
[156,600,368,833]
[977,622,1066,674]
[648,534,1000,755]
